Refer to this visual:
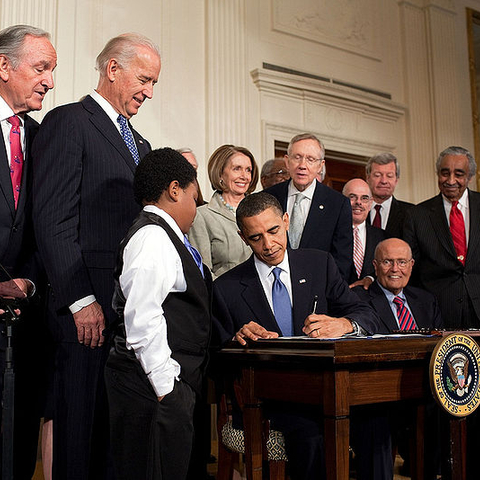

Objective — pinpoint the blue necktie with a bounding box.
[184,235,204,278]
[117,115,140,164]
[272,267,292,336]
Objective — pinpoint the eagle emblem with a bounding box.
[447,352,472,397]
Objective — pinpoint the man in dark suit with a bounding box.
[32,33,161,479]
[366,153,414,238]
[0,25,56,478]
[213,192,382,480]
[265,133,353,279]
[403,146,480,329]
[342,178,386,288]
[353,238,443,479]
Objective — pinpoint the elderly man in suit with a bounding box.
[32,33,160,480]
[404,146,480,329]
[213,192,382,480]
[354,238,442,479]
[342,178,386,289]
[366,153,414,238]
[265,133,353,279]
[260,157,290,189]
[0,25,56,478]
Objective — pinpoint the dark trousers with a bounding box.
[50,340,113,480]
[105,357,196,480]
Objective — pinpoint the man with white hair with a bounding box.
[32,33,161,479]
[0,24,56,478]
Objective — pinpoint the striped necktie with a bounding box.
[353,226,363,278]
[393,296,417,330]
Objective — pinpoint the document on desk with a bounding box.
[276,333,436,340]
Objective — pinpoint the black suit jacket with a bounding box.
[348,224,386,284]
[403,190,480,328]
[353,281,443,334]
[0,114,39,276]
[32,95,151,341]
[212,249,380,345]
[368,196,414,239]
[265,180,353,279]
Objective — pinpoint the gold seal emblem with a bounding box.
[430,333,480,417]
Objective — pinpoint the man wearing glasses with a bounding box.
[265,133,353,279]
[342,178,386,289]
[260,157,290,189]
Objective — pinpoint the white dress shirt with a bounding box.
[120,205,185,397]
[369,196,393,230]
[442,189,470,246]
[254,251,293,315]
[0,95,25,164]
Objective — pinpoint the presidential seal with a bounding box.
[430,333,480,417]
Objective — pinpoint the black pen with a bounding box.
[311,295,318,314]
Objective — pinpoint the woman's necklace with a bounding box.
[219,194,236,212]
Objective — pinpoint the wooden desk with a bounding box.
[214,336,441,480]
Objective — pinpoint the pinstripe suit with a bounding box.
[32,95,151,479]
[403,190,480,329]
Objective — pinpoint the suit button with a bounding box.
[12,227,17,232]
[457,298,463,303]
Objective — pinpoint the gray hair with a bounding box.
[176,147,193,155]
[261,159,278,177]
[435,146,477,179]
[0,25,50,69]
[96,33,160,76]
[287,133,325,160]
[366,152,400,177]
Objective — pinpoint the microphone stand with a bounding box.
[2,304,20,480]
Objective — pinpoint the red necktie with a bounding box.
[7,115,23,209]
[353,227,363,278]
[450,201,467,265]
[393,296,417,330]
[372,204,382,228]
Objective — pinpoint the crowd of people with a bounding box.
[0,22,479,480]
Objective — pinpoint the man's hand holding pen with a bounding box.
[303,314,354,338]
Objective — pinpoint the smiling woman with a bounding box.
[188,144,259,278]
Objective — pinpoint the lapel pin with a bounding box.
[138,139,144,144]
[299,278,306,283]
[319,205,324,210]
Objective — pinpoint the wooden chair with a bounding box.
[216,384,288,480]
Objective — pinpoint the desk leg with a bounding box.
[449,417,467,480]
[243,402,263,480]
[411,404,425,480]
[324,416,350,480]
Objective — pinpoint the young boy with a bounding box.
[105,148,211,480]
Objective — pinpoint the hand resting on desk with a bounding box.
[234,321,279,346]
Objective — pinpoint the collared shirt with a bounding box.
[370,196,393,230]
[376,281,417,329]
[286,179,317,231]
[353,221,367,252]
[442,189,470,246]
[120,205,185,397]
[90,90,122,133]
[254,251,293,315]
[0,95,25,163]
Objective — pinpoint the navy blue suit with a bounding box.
[213,249,383,480]
[32,95,151,480]
[367,196,414,239]
[353,281,443,333]
[265,180,353,280]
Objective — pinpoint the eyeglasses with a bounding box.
[347,194,371,204]
[377,258,413,268]
[289,154,322,165]
[266,169,290,178]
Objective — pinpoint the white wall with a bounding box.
[1,0,479,202]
